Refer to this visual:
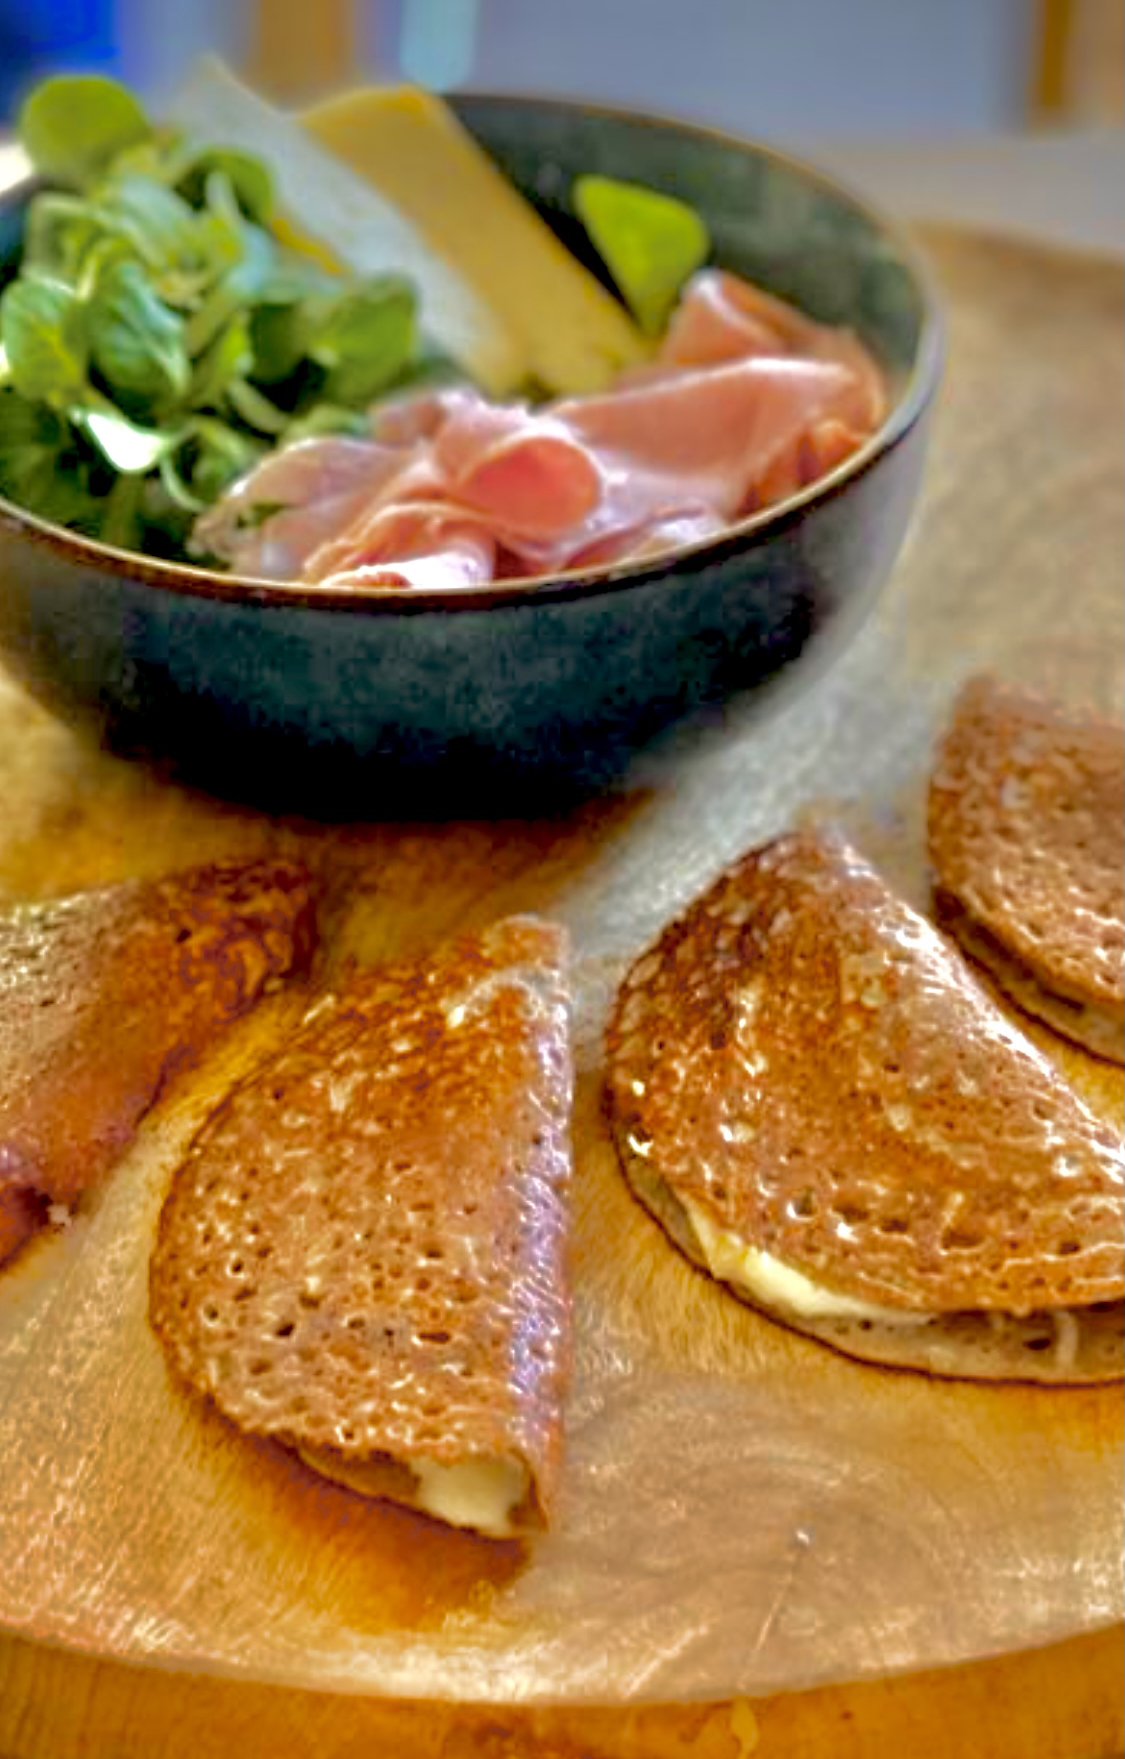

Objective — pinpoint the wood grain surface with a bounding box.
[1,1627,1121,1759]
[0,226,1122,1755]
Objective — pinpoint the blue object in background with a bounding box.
[0,0,246,114]
[0,0,118,113]
[399,0,477,90]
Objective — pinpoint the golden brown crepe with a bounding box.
[928,675,1125,1062]
[606,827,1124,1383]
[0,861,318,1268]
[149,915,574,1539]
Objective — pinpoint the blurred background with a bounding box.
[1,0,1122,136]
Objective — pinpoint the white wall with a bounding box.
[112,0,249,101]
[109,0,1036,142]
[380,0,1036,142]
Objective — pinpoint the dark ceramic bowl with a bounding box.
[0,95,942,814]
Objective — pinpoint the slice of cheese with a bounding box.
[172,58,524,395]
[303,84,650,395]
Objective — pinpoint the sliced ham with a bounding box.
[192,436,411,577]
[195,270,887,590]
[432,395,604,540]
[556,355,860,520]
[568,506,728,570]
[659,271,797,366]
[370,388,464,446]
[307,502,497,593]
[661,270,888,431]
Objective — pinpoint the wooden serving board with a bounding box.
[0,227,1122,1758]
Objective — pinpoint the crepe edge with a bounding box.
[612,1123,1124,1386]
[936,893,1125,1066]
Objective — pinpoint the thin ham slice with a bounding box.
[660,272,796,366]
[556,355,859,521]
[307,502,497,593]
[196,270,887,590]
[431,392,605,541]
[568,506,728,570]
[661,270,888,431]
[192,436,410,578]
[370,389,463,446]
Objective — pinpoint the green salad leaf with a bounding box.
[86,259,190,412]
[77,407,178,474]
[0,387,103,531]
[0,275,88,404]
[280,403,370,445]
[226,375,290,435]
[573,174,710,337]
[247,295,312,386]
[102,173,205,274]
[19,75,152,190]
[176,148,274,225]
[188,313,253,408]
[163,418,264,511]
[310,275,417,405]
[20,194,103,283]
[99,472,146,551]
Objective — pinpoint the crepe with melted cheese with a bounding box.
[606,828,1124,1382]
[149,916,574,1538]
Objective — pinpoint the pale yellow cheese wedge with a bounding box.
[303,83,650,394]
[172,58,524,394]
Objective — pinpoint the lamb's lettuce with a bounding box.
[0,74,428,558]
[574,174,710,338]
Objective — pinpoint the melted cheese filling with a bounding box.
[682,1197,926,1324]
[411,1456,527,1538]
[681,1200,1090,1370]
[301,1447,527,1538]
[1051,1308,1080,1373]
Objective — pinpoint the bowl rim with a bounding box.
[0,89,945,618]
